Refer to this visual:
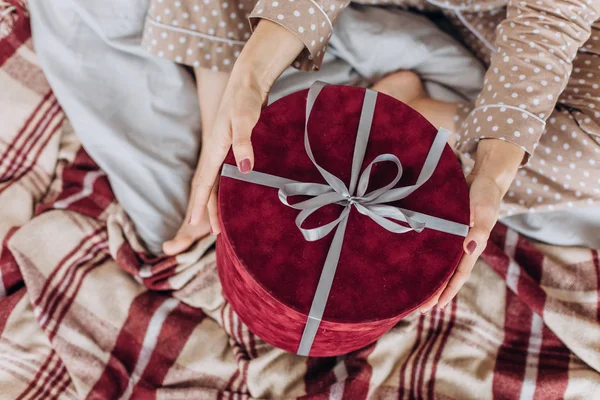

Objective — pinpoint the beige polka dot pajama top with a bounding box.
[142,0,600,217]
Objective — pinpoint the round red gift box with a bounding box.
[216,85,470,357]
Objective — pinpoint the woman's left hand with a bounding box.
[419,139,525,312]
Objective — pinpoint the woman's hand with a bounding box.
[163,21,303,255]
[188,20,304,233]
[419,139,525,312]
[188,74,266,232]
[162,68,230,256]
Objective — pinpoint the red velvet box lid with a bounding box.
[218,85,469,326]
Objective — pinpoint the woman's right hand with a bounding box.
[187,20,305,234]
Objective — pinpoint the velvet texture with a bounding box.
[217,85,470,356]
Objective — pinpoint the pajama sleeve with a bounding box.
[248,0,351,71]
[457,0,600,164]
[141,0,254,72]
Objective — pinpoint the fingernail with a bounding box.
[466,240,477,254]
[239,158,251,174]
[210,227,214,235]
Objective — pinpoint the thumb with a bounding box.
[463,200,497,257]
[231,112,259,174]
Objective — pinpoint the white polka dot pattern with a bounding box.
[456,0,600,165]
[142,0,251,72]
[247,0,350,71]
[453,31,600,218]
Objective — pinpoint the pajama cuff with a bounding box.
[456,104,546,166]
[249,0,333,71]
[141,15,246,73]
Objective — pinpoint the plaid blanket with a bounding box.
[1,4,600,399]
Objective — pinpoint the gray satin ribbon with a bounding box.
[221,81,469,356]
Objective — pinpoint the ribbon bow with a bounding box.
[221,82,469,356]
[279,83,432,244]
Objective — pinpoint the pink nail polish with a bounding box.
[239,159,251,174]
[466,240,477,254]
[210,227,214,235]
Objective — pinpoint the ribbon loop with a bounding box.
[279,182,334,199]
[280,191,344,211]
[356,204,426,233]
[355,154,403,201]
[296,207,351,242]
